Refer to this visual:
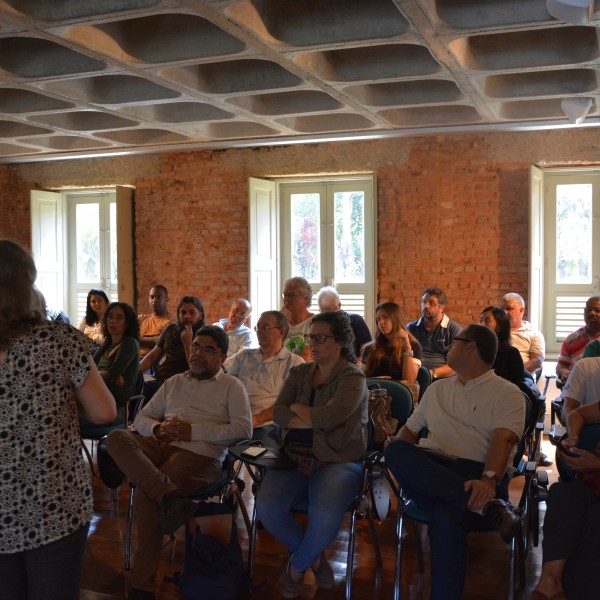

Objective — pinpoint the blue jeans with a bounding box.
[385,441,507,600]
[256,461,362,572]
[0,523,89,600]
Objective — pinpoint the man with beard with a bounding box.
[407,287,462,380]
[140,295,205,399]
[107,325,251,600]
[138,285,174,358]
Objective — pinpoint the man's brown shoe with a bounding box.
[483,499,520,543]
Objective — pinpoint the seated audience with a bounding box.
[90,302,140,422]
[478,305,524,386]
[138,285,173,358]
[360,301,421,399]
[0,240,115,600]
[317,285,372,358]
[214,298,257,362]
[140,295,205,399]
[256,311,368,598]
[407,287,462,380]
[555,295,600,384]
[107,326,252,600]
[529,400,600,600]
[501,292,550,465]
[384,324,525,600]
[501,292,545,377]
[281,277,316,361]
[226,310,304,445]
[559,357,600,422]
[78,288,109,348]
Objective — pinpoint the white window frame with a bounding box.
[530,166,600,357]
[31,186,135,322]
[249,175,376,332]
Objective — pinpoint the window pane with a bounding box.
[109,202,118,286]
[75,203,100,283]
[556,184,592,284]
[334,190,365,283]
[290,193,320,281]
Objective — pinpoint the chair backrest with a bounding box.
[366,378,413,433]
[557,423,600,481]
[513,390,533,469]
[416,366,431,401]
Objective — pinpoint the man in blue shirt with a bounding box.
[407,287,462,380]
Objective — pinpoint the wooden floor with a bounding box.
[80,381,560,600]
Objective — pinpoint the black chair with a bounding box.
[124,447,251,571]
[416,366,431,401]
[80,371,145,476]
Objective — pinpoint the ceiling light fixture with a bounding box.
[546,0,594,25]
[561,97,594,123]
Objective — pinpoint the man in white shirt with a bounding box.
[214,298,258,360]
[560,357,600,422]
[501,292,545,376]
[107,325,251,600]
[384,324,525,600]
[227,310,304,445]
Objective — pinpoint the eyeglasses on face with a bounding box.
[254,325,282,332]
[421,300,441,307]
[191,343,220,356]
[452,337,473,345]
[304,333,336,345]
[231,308,248,318]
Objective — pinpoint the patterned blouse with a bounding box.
[0,321,93,553]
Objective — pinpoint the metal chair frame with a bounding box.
[244,420,384,600]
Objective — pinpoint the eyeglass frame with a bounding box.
[304,333,337,345]
[191,343,221,356]
[254,324,283,332]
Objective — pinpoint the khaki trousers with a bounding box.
[106,430,222,591]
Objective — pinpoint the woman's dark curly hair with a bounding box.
[98,302,139,354]
[84,288,109,326]
[311,310,356,363]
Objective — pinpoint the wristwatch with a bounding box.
[430,369,438,379]
[482,470,499,485]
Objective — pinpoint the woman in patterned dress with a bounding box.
[0,240,115,600]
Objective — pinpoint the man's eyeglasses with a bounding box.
[421,300,441,307]
[304,333,336,345]
[231,309,248,318]
[452,337,473,345]
[254,325,282,332]
[191,343,220,356]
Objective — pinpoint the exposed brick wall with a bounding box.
[4,128,600,327]
[0,164,34,248]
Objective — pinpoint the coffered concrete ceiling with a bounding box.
[0,0,599,163]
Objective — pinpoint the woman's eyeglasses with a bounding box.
[304,333,336,344]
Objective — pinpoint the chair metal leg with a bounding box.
[125,484,136,571]
[247,502,258,580]
[394,501,406,600]
[345,509,358,600]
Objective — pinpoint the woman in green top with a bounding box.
[94,302,140,420]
